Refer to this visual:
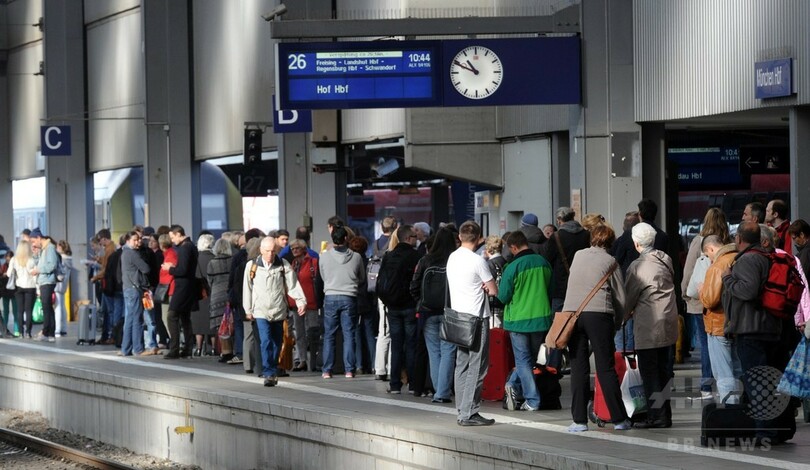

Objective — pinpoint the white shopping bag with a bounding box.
[620,356,648,416]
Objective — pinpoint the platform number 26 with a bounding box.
[288,54,307,70]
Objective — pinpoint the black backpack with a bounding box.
[420,265,447,311]
[376,254,411,307]
[367,257,382,294]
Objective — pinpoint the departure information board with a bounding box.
[278,41,442,109]
[276,37,581,110]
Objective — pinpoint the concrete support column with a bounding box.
[551,132,570,211]
[574,0,642,228]
[0,47,12,239]
[640,122,667,224]
[790,107,810,219]
[280,0,336,242]
[43,0,93,300]
[142,0,195,231]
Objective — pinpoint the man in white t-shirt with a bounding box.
[446,220,498,426]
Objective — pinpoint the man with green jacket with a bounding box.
[498,231,553,411]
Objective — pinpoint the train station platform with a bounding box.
[0,328,808,470]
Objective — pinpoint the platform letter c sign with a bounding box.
[40,126,71,156]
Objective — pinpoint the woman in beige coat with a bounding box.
[624,222,678,429]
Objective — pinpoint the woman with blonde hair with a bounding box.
[682,207,731,399]
[581,213,607,232]
[8,241,37,338]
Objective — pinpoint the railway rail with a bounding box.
[0,426,138,470]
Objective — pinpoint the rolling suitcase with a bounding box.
[76,303,97,346]
[589,351,630,425]
[482,326,514,401]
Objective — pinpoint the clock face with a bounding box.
[449,46,503,100]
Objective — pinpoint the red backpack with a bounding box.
[758,251,805,319]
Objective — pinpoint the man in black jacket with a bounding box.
[162,225,198,359]
[722,221,788,444]
[377,224,422,394]
[542,206,590,313]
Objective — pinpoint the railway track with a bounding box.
[0,426,138,470]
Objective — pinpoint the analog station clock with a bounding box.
[449,46,503,100]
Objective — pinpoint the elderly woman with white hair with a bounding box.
[192,233,216,356]
[624,222,679,429]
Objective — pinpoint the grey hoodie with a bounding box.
[320,247,366,297]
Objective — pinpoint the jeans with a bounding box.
[424,315,457,400]
[40,284,56,337]
[121,288,145,355]
[689,314,713,392]
[103,292,125,340]
[322,295,358,373]
[354,311,376,372]
[387,307,417,391]
[256,318,284,378]
[707,334,742,403]
[506,331,546,409]
[143,306,157,349]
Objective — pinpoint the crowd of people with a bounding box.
[0,196,807,441]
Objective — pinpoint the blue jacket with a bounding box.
[35,242,59,286]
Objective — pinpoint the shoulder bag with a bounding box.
[440,282,486,351]
[545,262,618,350]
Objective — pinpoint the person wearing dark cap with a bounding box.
[29,228,59,341]
[518,213,547,256]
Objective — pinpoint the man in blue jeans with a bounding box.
[497,231,554,411]
[319,225,366,379]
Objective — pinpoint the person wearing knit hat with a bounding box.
[521,213,539,227]
[516,213,546,257]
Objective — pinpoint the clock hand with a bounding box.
[453,60,476,73]
[466,60,479,75]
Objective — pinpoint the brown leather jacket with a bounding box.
[699,244,738,336]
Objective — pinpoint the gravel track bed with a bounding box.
[0,409,201,470]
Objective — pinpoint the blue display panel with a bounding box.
[667,147,746,189]
[278,41,442,109]
[276,37,581,110]
[442,37,581,107]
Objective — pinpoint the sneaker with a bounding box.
[700,391,714,400]
[386,386,401,394]
[37,335,49,342]
[568,422,588,433]
[457,413,495,426]
[504,384,519,411]
[263,376,278,387]
[345,371,355,378]
[47,337,55,343]
[322,372,333,379]
[520,402,538,411]
[613,419,633,431]
[227,356,244,364]
[55,333,62,338]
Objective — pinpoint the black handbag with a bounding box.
[154,283,170,303]
[439,282,485,351]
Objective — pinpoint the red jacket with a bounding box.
[287,254,319,310]
[160,247,177,295]
[774,220,793,255]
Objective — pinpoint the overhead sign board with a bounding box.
[739,146,790,174]
[40,125,71,156]
[667,147,746,190]
[276,37,580,110]
[755,58,793,99]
